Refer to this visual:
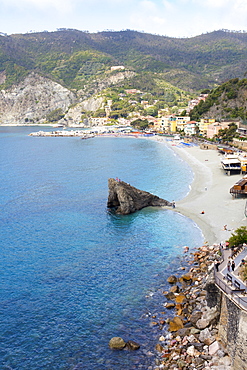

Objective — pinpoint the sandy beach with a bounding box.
[166,142,247,245]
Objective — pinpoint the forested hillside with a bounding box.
[190,78,247,121]
[1,29,247,125]
[1,29,247,93]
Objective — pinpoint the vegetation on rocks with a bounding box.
[190,78,247,121]
[227,226,247,247]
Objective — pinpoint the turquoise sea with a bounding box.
[0,127,203,370]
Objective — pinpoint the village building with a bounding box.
[110,66,125,71]
[90,117,109,126]
[187,93,208,112]
[207,121,227,138]
[198,118,216,136]
[184,121,198,136]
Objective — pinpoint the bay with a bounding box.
[0,126,203,369]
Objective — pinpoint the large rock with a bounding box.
[0,72,76,125]
[167,275,178,284]
[199,327,215,345]
[107,178,172,215]
[109,337,126,349]
[168,316,184,332]
[125,340,140,350]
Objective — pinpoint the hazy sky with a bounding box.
[1,0,247,38]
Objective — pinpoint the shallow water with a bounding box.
[0,127,203,369]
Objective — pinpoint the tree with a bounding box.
[46,108,64,122]
[216,123,238,143]
[228,226,247,247]
[131,118,149,130]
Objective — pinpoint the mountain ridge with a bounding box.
[1,29,247,91]
[1,29,247,125]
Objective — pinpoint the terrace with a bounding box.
[214,245,247,311]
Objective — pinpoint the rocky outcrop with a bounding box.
[109,337,140,351]
[62,96,104,126]
[107,178,172,215]
[0,73,76,125]
[77,70,136,100]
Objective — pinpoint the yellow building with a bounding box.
[199,118,216,136]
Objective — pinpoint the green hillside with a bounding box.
[190,78,247,121]
[1,29,247,94]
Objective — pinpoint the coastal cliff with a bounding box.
[0,70,132,125]
[0,73,76,125]
[107,178,172,214]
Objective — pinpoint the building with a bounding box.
[175,116,191,131]
[199,118,216,136]
[90,117,109,126]
[110,66,125,71]
[187,93,208,112]
[207,121,229,139]
[184,121,198,136]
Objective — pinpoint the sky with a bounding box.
[0,0,247,38]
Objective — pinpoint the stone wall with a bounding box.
[211,286,247,370]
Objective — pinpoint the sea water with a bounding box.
[0,127,203,370]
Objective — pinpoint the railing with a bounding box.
[231,245,245,259]
[214,272,247,311]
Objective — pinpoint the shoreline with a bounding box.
[4,124,246,245]
[165,140,247,245]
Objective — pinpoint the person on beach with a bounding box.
[231,260,235,272]
[172,201,175,208]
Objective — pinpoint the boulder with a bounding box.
[166,302,176,309]
[165,292,176,300]
[109,337,126,349]
[155,343,164,353]
[209,340,220,355]
[167,275,178,284]
[176,327,191,337]
[196,318,210,329]
[170,285,180,293]
[125,340,140,350]
[107,178,172,214]
[189,311,202,325]
[186,345,200,357]
[175,293,186,304]
[199,328,215,345]
[168,316,184,332]
[180,273,193,282]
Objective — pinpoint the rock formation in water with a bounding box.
[107,178,172,215]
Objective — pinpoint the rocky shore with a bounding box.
[152,244,232,370]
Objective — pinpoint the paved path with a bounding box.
[214,246,247,310]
